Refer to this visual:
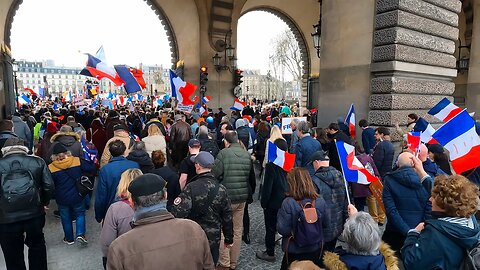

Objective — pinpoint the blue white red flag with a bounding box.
[413,117,437,144]
[114,65,142,94]
[169,70,197,105]
[344,103,355,139]
[267,141,295,172]
[428,97,462,122]
[432,109,480,174]
[117,95,127,106]
[336,140,379,184]
[407,132,421,153]
[18,94,31,105]
[201,95,211,103]
[84,54,123,86]
[230,98,246,111]
[196,103,207,115]
[80,138,98,164]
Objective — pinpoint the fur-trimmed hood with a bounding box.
[1,145,29,157]
[50,131,80,143]
[323,242,399,270]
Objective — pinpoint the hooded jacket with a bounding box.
[48,131,82,164]
[382,167,432,235]
[12,116,32,149]
[312,166,348,242]
[323,242,399,270]
[127,149,154,173]
[48,156,94,206]
[422,159,446,178]
[402,215,480,270]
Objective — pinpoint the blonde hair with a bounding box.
[148,124,162,136]
[116,169,143,199]
[432,175,479,217]
[269,125,284,142]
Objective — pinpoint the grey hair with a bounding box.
[296,121,310,134]
[341,212,381,256]
[132,190,166,209]
[50,150,72,162]
[132,141,146,151]
[198,125,208,136]
[291,118,300,126]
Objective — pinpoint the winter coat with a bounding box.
[95,156,139,222]
[0,145,54,224]
[104,117,124,140]
[402,215,480,270]
[311,166,348,242]
[127,150,154,173]
[142,134,167,158]
[373,140,395,178]
[48,131,82,164]
[422,159,446,178]
[198,135,220,158]
[48,156,94,206]
[212,143,252,204]
[100,200,134,257]
[277,197,330,254]
[150,166,180,210]
[36,132,55,162]
[261,162,288,210]
[0,131,18,158]
[361,127,376,155]
[86,123,108,158]
[100,131,133,168]
[327,131,352,172]
[12,116,32,149]
[295,134,321,175]
[323,242,399,270]
[169,120,192,148]
[107,210,214,270]
[382,167,432,235]
[140,119,167,139]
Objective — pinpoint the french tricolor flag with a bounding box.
[267,141,295,172]
[114,65,142,94]
[432,109,480,174]
[83,54,124,86]
[196,103,206,115]
[230,98,246,111]
[407,132,421,153]
[428,97,462,122]
[201,95,211,103]
[18,94,31,105]
[344,103,355,139]
[413,117,437,144]
[336,140,379,184]
[169,70,197,105]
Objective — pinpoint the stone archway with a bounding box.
[3,0,180,67]
[239,6,312,107]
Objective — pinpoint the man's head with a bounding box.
[407,113,418,124]
[224,131,239,148]
[290,118,300,131]
[220,123,232,136]
[191,151,215,174]
[151,150,166,168]
[113,124,128,134]
[51,143,71,161]
[296,121,310,137]
[417,144,428,162]
[374,127,390,141]
[310,150,330,170]
[109,140,127,157]
[67,116,76,123]
[327,123,339,135]
[188,139,201,154]
[128,174,167,210]
[0,120,14,132]
[359,119,368,129]
[397,152,414,168]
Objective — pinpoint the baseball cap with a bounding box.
[188,139,201,147]
[190,151,215,168]
[309,151,330,163]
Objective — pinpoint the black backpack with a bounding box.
[200,139,220,158]
[461,241,480,270]
[0,159,40,213]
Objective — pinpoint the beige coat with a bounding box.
[100,131,132,168]
[107,211,214,270]
[142,135,167,158]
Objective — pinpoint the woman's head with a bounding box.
[431,175,479,217]
[286,168,318,200]
[269,125,283,141]
[151,150,166,168]
[341,212,381,256]
[315,127,328,143]
[148,124,161,136]
[117,168,143,199]
[257,121,270,135]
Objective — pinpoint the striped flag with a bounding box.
[428,97,462,122]
[336,140,379,184]
[230,98,246,111]
[344,103,355,139]
[267,141,295,172]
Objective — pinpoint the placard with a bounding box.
[369,180,385,213]
[281,117,307,134]
[176,103,194,114]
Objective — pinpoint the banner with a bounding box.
[176,103,194,114]
[369,180,385,213]
[281,117,307,134]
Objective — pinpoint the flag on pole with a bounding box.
[201,95,211,103]
[413,117,437,144]
[407,132,421,153]
[114,65,142,94]
[131,68,147,89]
[83,54,123,86]
[428,97,462,122]
[230,98,246,111]
[344,103,356,139]
[336,140,379,184]
[24,88,37,96]
[169,70,197,105]
[267,141,295,172]
[18,94,32,105]
[196,103,207,115]
[432,109,480,174]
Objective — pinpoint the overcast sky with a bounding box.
[10,0,289,75]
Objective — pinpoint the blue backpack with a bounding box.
[292,199,324,248]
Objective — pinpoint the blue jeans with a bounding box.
[58,202,86,241]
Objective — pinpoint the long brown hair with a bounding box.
[286,167,319,200]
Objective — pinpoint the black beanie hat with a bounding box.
[52,143,68,155]
[128,174,166,197]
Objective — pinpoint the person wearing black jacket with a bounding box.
[126,141,154,173]
[326,122,353,172]
[256,139,289,262]
[0,138,54,270]
[150,150,180,211]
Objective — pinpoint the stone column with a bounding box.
[370,0,461,140]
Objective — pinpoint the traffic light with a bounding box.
[234,69,243,86]
[200,65,208,86]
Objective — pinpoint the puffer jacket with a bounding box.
[48,131,82,164]
[382,167,432,235]
[212,143,252,203]
[0,145,54,224]
[142,134,167,158]
[323,242,398,270]
[48,156,94,206]
[127,150,154,173]
[312,166,348,242]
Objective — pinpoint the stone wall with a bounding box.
[370,0,461,140]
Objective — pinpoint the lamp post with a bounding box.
[311,0,322,58]
[12,60,18,100]
[267,70,271,102]
[457,39,470,73]
[213,30,236,72]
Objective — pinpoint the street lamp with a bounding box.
[212,29,236,72]
[12,60,19,99]
[311,0,322,58]
[457,38,470,73]
[267,70,271,102]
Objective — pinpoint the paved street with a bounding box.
[0,169,283,269]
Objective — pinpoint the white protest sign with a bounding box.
[176,103,194,114]
[281,117,307,134]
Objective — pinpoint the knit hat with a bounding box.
[128,174,166,197]
[52,143,68,155]
[47,122,58,133]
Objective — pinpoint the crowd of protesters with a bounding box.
[0,97,479,270]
